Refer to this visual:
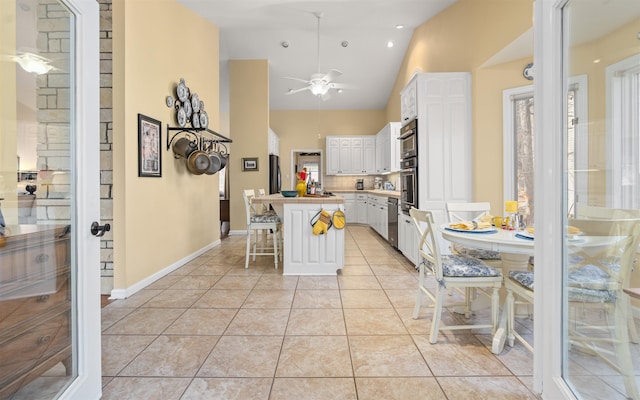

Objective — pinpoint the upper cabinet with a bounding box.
[375,122,401,174]
[413,72,472,224]
[268,128,280,156]
[400,77,418,125]
[326,135,376,175]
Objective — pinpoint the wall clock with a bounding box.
[523,63,534,80]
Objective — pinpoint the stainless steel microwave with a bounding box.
[399,118,417,159]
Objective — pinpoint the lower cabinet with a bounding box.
[355,194,368,224]
[398,212,418,267]
[342,193,356,223]
[367,194,388,240]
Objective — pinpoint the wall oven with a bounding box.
[399,118,417,159]
[400,156,417,214]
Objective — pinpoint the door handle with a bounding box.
[91,221,111,237]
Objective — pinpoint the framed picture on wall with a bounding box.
[242,157,259,171]
[138,114,162,177]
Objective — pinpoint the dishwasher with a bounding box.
[387,197,398,248]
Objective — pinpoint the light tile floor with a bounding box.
[100,225,542,399]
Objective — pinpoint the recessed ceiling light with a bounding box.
[395,24,404,29]
[341,41,349,48]
[281,41,289,48]
[387,41,394,48]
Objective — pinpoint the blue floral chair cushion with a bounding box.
[425,254,501,277]
[509,270,534,291]
[451,243,502,260]
[250,213,281,223]
[568,286,616,303]
[567,255,620,291]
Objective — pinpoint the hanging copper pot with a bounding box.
[172,137,197,158]
[186,150,210,175]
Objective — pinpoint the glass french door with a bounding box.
[0,0,101,399]
[536,0,640,398]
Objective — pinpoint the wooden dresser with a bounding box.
[0,225,72,398]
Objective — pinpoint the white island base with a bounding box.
[252,194,345,275]
[282,203,345,275]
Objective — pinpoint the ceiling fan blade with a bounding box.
[285,87,311,95]
[329,82,355,90]
[322,69,342,83]
[284,76,311,84]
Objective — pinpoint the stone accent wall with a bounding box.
[99,0,114,294]
[35,1,72,221]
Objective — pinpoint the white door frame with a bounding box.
[535,0,578,398]
[59,0,101,398]
[290,148,323,189]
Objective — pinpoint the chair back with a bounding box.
[257,188,270,214]
[242,189,257,225]
[568,217,640,289]
[410,208,444,280]
[446,202,492,223]
[575,204,640,220]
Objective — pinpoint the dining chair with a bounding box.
[574,204,640,343]
[257,188,277,215]
[409,207,503,344]
[506,217,640,399]
[242,189,282,269]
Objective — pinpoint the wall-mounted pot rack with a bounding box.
[166,125,232,153]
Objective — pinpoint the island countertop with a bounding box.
[252,193,344,205]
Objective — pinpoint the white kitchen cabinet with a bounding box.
[400,76,418,125]
[342,193,356,223]
[367,194,388,240]
[325,135,376,175]
[355,193,368,224]
[398,212,418,266]
[326,137,341,175]
[410,72,472,244]
[375,122,401,174]
[362,136,376,174]
[268,128,280,156]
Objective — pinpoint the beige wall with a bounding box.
[0,3,18,223]
[569,17,640,205]
[112,0,220,290]
[228,60,269,232]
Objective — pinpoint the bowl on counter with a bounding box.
[281,190,298,197]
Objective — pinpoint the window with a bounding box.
[503,77,587,219]
[607,54,640,208]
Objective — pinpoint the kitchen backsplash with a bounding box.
[323,173,400,190]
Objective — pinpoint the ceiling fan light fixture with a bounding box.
[310,82,329,96]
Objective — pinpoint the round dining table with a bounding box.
[439,225,535,354]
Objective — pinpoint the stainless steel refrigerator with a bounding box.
[269,154,281,194]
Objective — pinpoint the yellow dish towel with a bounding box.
[449,220,492,230]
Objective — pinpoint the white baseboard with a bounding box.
[109,240,221,299]
[229,230,248,236]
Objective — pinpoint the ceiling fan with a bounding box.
[284,12,351,101]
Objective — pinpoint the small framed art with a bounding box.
[138,114,162,177]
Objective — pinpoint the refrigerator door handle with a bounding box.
[277,164,281,192]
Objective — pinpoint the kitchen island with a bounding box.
[251,194,345,275]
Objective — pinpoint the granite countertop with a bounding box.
[327,189,401,199]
